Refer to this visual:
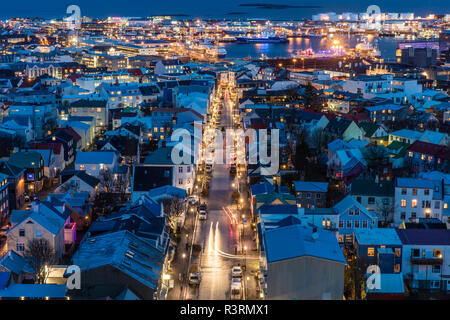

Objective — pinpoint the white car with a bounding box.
[188,195,198,205]
[232,266,242,278]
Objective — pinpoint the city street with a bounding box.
[168,77,260,300]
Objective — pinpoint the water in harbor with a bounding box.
[223,35,401,60]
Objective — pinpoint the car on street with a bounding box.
[189,264,201,285]
[198,203,208,220]
[231,265,243,278]
[188,195,198,205]
[230,277,242,300]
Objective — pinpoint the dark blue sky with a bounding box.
[0,0,448,19]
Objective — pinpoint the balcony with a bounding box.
[410,256,443,265]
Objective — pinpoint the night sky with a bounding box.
[0,0,449,19]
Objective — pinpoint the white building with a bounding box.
[394,178,444,226]
[396,229,450,292]
[342,74,393,99]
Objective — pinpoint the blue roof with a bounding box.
[0,284,67,298]
[366,273,405,294]
[72,230,164,290]
[0,272,10,290]
[251,183,275,196]
[259,204,298,216]
[264,225,346,264]
[354,229,402,246]
[0,251,32,275]
[146,185,186,199]
[75,151,116,165]
[294,181,328,193]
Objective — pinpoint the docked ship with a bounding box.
[193,40,227,58]
[235,28,288,44]
[235,35,288,44]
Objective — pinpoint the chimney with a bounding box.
[31,201,39,214]
[311,227,319,240]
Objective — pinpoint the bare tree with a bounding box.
[377,199,394,226]
[25,238,58,284]
[99,168,114,192]
[162,197,185,235]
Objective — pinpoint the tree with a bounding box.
[377,199,394,226]
[303,83,323,112]
[344,248,369,300]
[99,168,114,192]
[25,238,58,284]
[294,132,311,176]
[163,197,185,235]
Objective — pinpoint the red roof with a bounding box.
[68,74,83,83]
[341,112,370,124]
[29,142,63,155]
[126,68,144,76]
[56,127,81,142]
[408,140,448,156]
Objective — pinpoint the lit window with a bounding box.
[412,199,417,208]
[401,199,406,207]
[367,247,375,256]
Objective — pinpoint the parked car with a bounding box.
[198,204,208,220]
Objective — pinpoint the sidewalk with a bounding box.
[166,204,197,300]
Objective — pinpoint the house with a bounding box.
[29,142,65,173]
[350,179,395,223]
[154,59,184,76]
[55,127,82,152]
[293,181,328,208]
[0,250,34,283]
[353,228,403,273]
[323,117,364,142]
[0,283,68,300]
[394,178,444,226]
[365,273,405,300]
[45,130,75,166]
[406,141,450,173]
[388,129,423,145]
[396,229,450,292]
[31,149,56,179]
[0,161,25,211]
[253,192,297,219]
[70,230,165,300]
[8,151,44,193]
[47,191,92,233]
[0,174,9,225]
[74,151,120,179]
[332,195,378,244]
[327,145,367,185]
[262,224,346,300]
[132,147,195,197]
[358,122,388,143]
[365,104,406,125]
[57,170,100,199]
[7,201,74,258]
[68,99,108,134]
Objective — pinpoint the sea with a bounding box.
[222,34,401,60]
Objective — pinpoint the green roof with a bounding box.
[359,122,382,138]
[9,151,43,169]
[387,141,410,150]
[255,191,296,204]
[350,179,394,197]
[144,147,194,165]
